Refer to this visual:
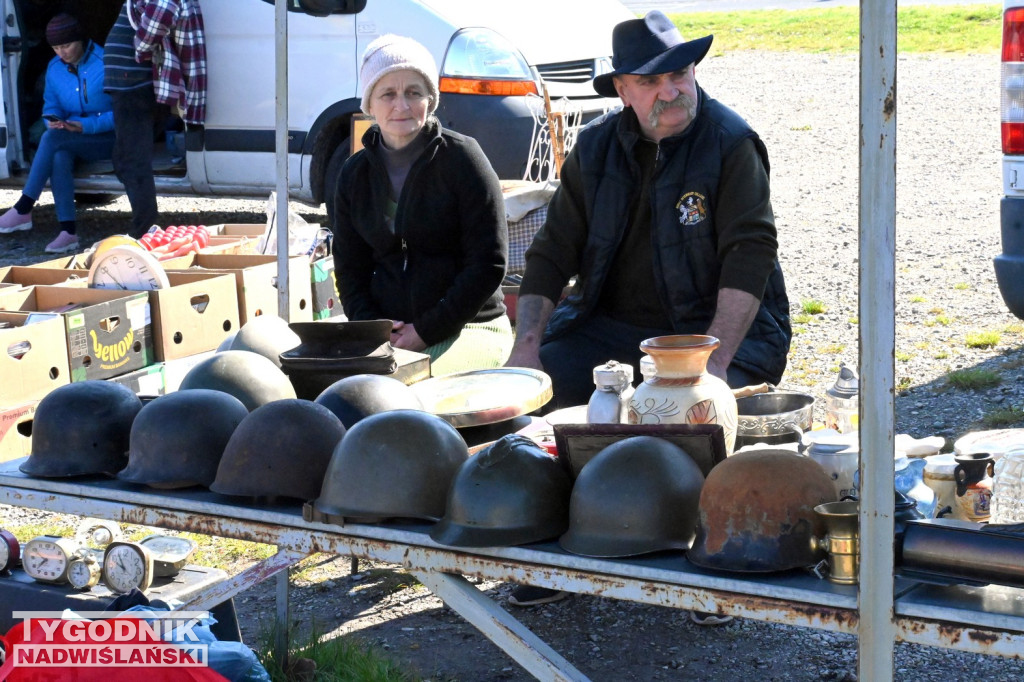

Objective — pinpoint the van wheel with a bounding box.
[323,139,349,226]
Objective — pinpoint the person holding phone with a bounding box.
[0,14,115,253]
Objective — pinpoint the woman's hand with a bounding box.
[390,321,427,352]
[52,120,83,133]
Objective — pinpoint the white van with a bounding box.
[0,0,632,217]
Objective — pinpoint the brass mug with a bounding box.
[811,500,860,584]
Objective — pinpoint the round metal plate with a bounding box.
[411,368,553,428]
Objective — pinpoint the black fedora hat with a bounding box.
[593,11,713,98]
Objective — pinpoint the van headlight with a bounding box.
[439,28,539,97]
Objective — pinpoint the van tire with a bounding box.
[323,139,350,227]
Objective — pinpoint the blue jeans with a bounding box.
[23,128,115,222]
[539,314,764,409]
[111,87,159,236]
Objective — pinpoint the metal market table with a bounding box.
[2,459,1024,681]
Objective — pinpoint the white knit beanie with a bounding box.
[360,34,440,116]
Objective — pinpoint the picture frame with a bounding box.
[553,423,727,479]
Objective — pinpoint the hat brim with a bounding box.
[593,35,713,98]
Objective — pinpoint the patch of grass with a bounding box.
[671,5,1000,54]
[818,343,846,355]
[792,325,807,335]
[1004,322,1024,334]
[982,407,1024,428]
[953,282,971,290]
[177,531,277,570]
[258,624,416,682]
[800,298,827,315]
[4,520,77,541]
[896,351,914,362]
[792,313,814,324]
[897,377,913,391]
[928,307,945,315]
[946,367,1002,391]
[909,295,927,303]
[965,330,1001,349]
[934,315,953,326]
[848,316,858,325]
[934,350,950,359]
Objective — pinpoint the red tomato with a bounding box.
[186,225,197,232]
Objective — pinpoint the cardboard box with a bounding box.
[166,253,312,324]
[150,272,239,361]
[0,265,90,289]
[26,253,90,269]
[107,363,166,397]
[0,401,36,463]
[201,235,261,256]
[162,350,216,393]
[208,223,266,237]
[311,257,344,320]
[0,286,153,381]
[0,311,71,405]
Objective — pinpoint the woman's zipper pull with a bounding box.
[402,238,408,271]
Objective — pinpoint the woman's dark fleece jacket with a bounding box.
[332,119,508,347]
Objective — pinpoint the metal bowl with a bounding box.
[735,391,814,447]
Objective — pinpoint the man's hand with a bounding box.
[503,294,555,371]
[390,321,427,352]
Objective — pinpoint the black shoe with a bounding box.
[508,585,570,607]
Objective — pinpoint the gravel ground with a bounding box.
[4,51,1024,680]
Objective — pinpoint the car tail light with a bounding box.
[1002,8,1024,153]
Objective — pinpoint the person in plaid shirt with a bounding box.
[104,0,206,237]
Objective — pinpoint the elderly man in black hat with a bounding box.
[506,10,790,410]
[503,12,791,614]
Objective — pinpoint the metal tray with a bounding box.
[410,368,552,428]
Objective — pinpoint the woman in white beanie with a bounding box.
[332,34,512,375]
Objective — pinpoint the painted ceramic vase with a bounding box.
[954,452,995,522]
[627,335,737,454]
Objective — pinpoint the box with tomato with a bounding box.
[138,225,211,260]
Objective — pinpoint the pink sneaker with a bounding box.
[45,230,79,254]
[0,207,32,234]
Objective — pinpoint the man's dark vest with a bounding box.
[544,88,791,384]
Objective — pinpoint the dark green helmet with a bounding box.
[179,350,296,410]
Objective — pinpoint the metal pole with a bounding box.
[858,0,897,678]
[274,0,290,319]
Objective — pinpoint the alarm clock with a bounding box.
[102,541,154,594]
[22,535,82,584]
[0,529,21,572]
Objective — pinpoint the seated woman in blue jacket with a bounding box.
[333,34,512,375]
[0,14,115,254]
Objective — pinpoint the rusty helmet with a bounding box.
[430,435,572,547]
[311,409,468,523]
[559,436,705,558]
[119,389,249,489]
[313,374,423,429]
[687,449,838,572]
[179,350,296,411]
[21,381,143,478]
[228,315,301,368]
[210,399,346,500]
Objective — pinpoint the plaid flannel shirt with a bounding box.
[130,0,207,124]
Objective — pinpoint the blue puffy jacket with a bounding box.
[43,41,114,135]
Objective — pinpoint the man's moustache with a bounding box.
[649,95,696,127]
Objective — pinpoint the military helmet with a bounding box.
[178,350,296,411]
[119,389,249,489]
[311,409,468,523]
[430,435,572,547]
[210,399,346,500]
[559,436,705,558]
[687,449,837,572]
[313,374,423,429]
[228,315,301,368]
[21,381,143,478]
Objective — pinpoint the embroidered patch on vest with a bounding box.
[676,192,707,227]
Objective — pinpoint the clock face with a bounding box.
[103,543,153,594]
[0,529,16,570]
[68,558,100,589]
[23,537,72,583]
[87,245,170,291]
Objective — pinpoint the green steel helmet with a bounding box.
[313,374,423,429]
[559,436,705,558]
[119,389,249,489]
[179,350,296,411]
[228,315,301,368]
[21,381,143,478]
[430,435,572,547]
[687,449,837,573]
[311,409,468,523]
[210,398,346,501]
